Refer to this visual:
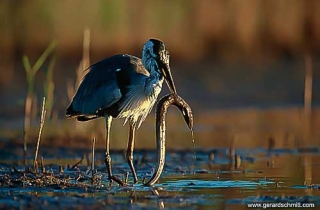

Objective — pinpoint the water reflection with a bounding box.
[1,148,320,209]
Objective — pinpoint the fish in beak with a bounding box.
[144,94,193,186]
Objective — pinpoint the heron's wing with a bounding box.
[67,55,132,116]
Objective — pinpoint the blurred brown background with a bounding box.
[1,0,320,149]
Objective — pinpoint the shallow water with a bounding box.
[1,147,320,209]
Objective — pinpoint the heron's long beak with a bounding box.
[161,64,177,94]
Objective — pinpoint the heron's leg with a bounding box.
[104,115,113,182]
[127,124,138,183]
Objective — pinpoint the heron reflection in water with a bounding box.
[66,39,177,184]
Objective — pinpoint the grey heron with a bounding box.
[144,93,193,186]
[66,39,176,184]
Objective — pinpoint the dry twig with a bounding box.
[33,97,47,170]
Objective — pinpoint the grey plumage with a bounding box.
[67,54,161,127]
[66,38,177,184]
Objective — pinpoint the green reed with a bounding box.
[22,40,57,165]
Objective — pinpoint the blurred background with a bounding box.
[1,0,320,150]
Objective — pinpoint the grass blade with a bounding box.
[33,40,57,74]
[22,55,32,73]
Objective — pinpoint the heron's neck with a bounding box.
[142,56,159,75]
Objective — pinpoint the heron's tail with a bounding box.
[66,104,79,118]
[66,104,100,122]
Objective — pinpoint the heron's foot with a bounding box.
[127,156,139,184]
[107,177,113,187]
[110,175,126,186]
[133,176,138,184]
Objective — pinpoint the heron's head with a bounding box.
[143,38,176,94]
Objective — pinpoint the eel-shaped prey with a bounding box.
[144,94,193,186]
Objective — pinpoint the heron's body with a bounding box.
[67,54,163,127]
[66,39,177,184]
